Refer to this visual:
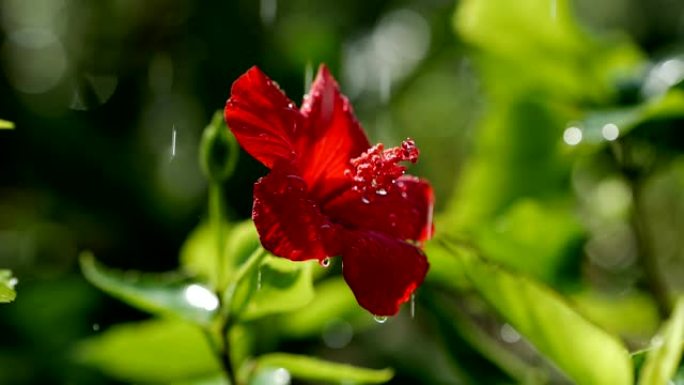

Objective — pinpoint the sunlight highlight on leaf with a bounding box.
[255,353,393,384]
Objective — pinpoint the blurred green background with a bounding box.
[2,0,684,384]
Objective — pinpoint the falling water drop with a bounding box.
[373,315,388,324]
[550,0,557,21]
[170,125,177,160]
[304,61,314,91]
[410,293,416,319]
[320,257,331,268]
[259,0,277,26]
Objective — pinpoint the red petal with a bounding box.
[225,66,301,169]
[252,164,340,262]
[341,230,429,316]
[297,65,371,202]
[324,176,434,242]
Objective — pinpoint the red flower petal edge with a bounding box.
[225,65,435,316]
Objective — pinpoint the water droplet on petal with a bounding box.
[373,315,388,324]
[361,197,370,204]
[376,188,388,196]
[320,257,331,268]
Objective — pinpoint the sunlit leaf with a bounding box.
[75,318,220,383]
[0,120,14,130]
[80,252,217,325]
[239,256,315,320]
[0,270,17,303]
[254,353,393,384]
[638,297,684,385]
[443,242,634,385]
[454,0,640,101]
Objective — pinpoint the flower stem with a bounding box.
[612,141,671,318]
[216,246,269,385]
[209,182,226,289]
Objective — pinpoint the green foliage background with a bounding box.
[1,0,684,384]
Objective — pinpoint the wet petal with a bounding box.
[297,65,371,202]
[225,66,301,169]
[341,230,429,316]
[252,164,340,262]
[324,176,434,242]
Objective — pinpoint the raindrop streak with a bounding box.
[257,268,262,290]
[259,0,277,26]
[373,315,388,324]
[410,293,416,319]
[304,61,314,92]
[320,257,331,268]
[170,126,177,160]
[550,0,557,21]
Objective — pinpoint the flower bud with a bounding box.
[199,111,238,182]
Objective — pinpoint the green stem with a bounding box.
[217,246,268,385]
[612,142,671,317]
[209,182,226,289]
[629,178,671,318]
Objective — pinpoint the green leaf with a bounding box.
[571,289,660,339]
[180,220,259,290]
[240,256,315,320]
[80,252,217,325]
[443,242,634,385]
[254,353,393,384]
[75,318,220,383]
[0,119,14,130]
[638,297,684,385]
[474,199,583,283]
[277,277,369,338]
[454,0,640,101]
[0,270,17,303]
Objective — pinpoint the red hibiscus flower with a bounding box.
[224,65,434,316]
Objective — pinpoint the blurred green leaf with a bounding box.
[582,89,684,145]
[571,289,660,339]
[173,374,228,385]
[638,297,684,385]
[444,242,634,385]
[80,252,217,325]
[454,0,640,101]
[278,277,369,338]
[181,220,259,290]
[475,199,583,283]
[0,270,17,303]
[240,256,315,320]
[75,318,220,383]
[254,353,393,384]
[0,119,14,130]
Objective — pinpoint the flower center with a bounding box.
[345,139,419,201]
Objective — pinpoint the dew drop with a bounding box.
[361,197,370,204]
[373,315,388,324]
[320,257,331,268]
[375,188,388,196]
